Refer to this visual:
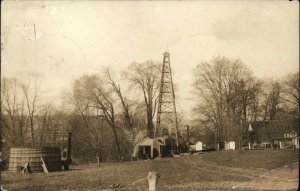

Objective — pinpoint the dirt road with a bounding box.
[233,162,299,190]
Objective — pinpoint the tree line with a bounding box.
[1,56,299,163]
[1,61,161,163]
[191,56,299,148]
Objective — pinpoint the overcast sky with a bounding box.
[1,1,299,119]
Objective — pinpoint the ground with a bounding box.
[1,150,299,191]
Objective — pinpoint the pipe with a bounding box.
[67,132,72,164]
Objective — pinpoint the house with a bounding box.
[248,120,299,149]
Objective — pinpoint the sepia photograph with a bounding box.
[0,1,299,190]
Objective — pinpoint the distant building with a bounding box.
[218,141,235,150]
[131,137,164,159]
[188,138,204,152]
[225,141,235,150]
[195,141,203,151]
[248,120,299,149]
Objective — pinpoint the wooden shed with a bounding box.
[131,137,163,159]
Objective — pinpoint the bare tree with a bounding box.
[37,103,52,145]
[192,57,260,147]
[1,77,28,146]
[71,77,92,130]
[123,61,161,138]
[69,80,107,162]
[1,74,58,150]
[35,103,64,147]
[21,73,42,145]
[104,68,135,139]
[282,72,299,115]
[261,80,283,120]
[72,75,121,157]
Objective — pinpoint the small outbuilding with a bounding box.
[225,141,236,150]
[195,141,203,151]
[189,140,204,152]
[218,141,236,150]
[218,141,235,150]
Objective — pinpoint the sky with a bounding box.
[1,1,299,120]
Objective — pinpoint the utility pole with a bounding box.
[155,51,180,152]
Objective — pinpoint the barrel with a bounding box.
[9,147,62,173]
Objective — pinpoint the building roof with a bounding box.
[249,120,299,141]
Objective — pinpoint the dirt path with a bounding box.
[233,162,299,190]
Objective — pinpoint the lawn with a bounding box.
[1,149,298,191]
[201,149,299,169]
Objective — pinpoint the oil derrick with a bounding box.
[155,51,180,149]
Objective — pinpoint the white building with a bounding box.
[225,141,235,150]
[195,141,203,151]
[131,137,163,159]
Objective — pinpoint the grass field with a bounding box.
[1,149,299,191]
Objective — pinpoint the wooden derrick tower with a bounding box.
[155,51,180,145]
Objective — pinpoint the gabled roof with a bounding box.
[136,137,153,146]
[249,120,299,141]
[136,137,163,146]
[249,121,266,132]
